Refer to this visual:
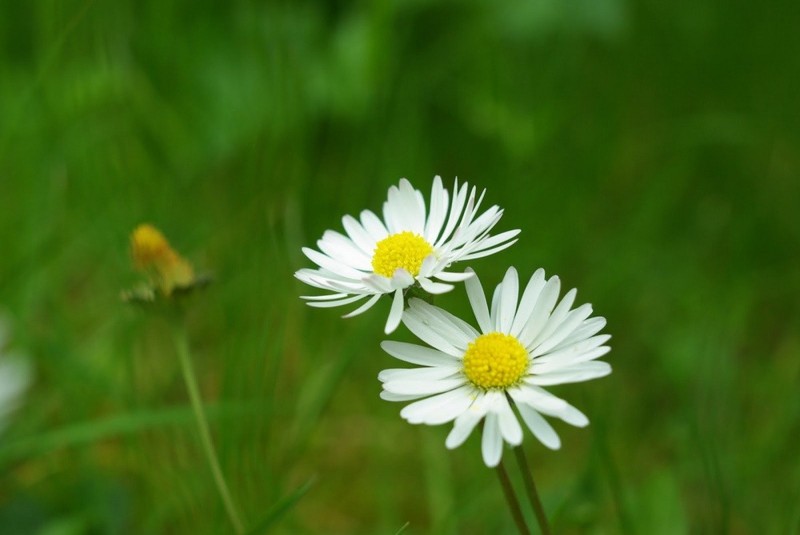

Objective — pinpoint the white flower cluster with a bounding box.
[296,177,610,466]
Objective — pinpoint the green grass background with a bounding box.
[1,0,799,533]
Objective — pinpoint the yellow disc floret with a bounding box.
[463,332,529,390]
[371,231,434,278]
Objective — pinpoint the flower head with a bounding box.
[0,317,31,436]
[295,177,520,333]
[123,224,212,306]
[130,224,195,296]
[379,267,611,467]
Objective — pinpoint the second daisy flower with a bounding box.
[379,267,611,467]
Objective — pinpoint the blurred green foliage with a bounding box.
[1,0,799,533]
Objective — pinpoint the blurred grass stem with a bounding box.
[173,321,245,535]
[495,459,530,535]
[513,446,551,535]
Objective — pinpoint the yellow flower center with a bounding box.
[463,332,529,390]
[371,231,434,278]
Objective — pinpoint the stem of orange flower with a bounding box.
[495,458,531,535]
[173,322,245,535]
[513,446,551,535]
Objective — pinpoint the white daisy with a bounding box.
[0,317,31,436]
[295,177,520,333]
[379,267,611,467]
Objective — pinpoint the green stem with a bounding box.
[404,283,435,306]
[173,323,245,535]
[513,446,551,535]
[495,458,531,535]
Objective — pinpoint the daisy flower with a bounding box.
[0,317,31,436]
[379,267,611,467]
[295,177,520,333]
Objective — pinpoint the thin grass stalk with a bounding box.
[512,446,551,535]
[495,458,531,535]
[173,322,245,535]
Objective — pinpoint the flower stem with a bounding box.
[513,446,551,535]
[495,458,531,535]
[173,323,245,534]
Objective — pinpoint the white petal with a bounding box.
[300,292,351,301]
[495,395,523,446]
[481,412,504,467]
[342,215,378,255]
[381,341,459,366]
[306,294,370,308]
[534,334,611,365]
[498,267,519,334]
[359,210,389,240]
[459,229,520,257]
[381,184,403,233]
[296,266,361,285]
[457,185,478,231]
[390,179,422,233]
[453,217,515,251]
[513,385,589,427]
[400,385,474,425]
[556,317,607,348]
[517,404,560,450]
[383,377,465,396]
[456,205,499,244]
[532,345,611,374]
[451,216,498,252]
[425,176,448,243]
[378,366,461,383]
[465,268,492,333]
[519,275,561,347]
[510,268,546,337]
[445,403,485,449]
[527,361,612,385]
[341,294,381,318]
[417,277,453,294]
[380,390,427,402]
[456,238,519,261]
[422,304,481,341]
[384,289,405,334]
[384,179,425,234]
[302,248,365,280]
[532,302,592,356]
[317,231,372,270]
[432,270,474,282]
[490,283,503,331]
[295,270,366,293]
[436,179,468,247]
[545,403,589,428]
[402,311,461,356]
[407,300,473,349]
[529,288,576,349]
[507,386,568,413]
[390,269,416,289]
[400,178,426,234]
[363,274,393,293]
[418,255,439,278]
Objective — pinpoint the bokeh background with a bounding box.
[1,0,799,533]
